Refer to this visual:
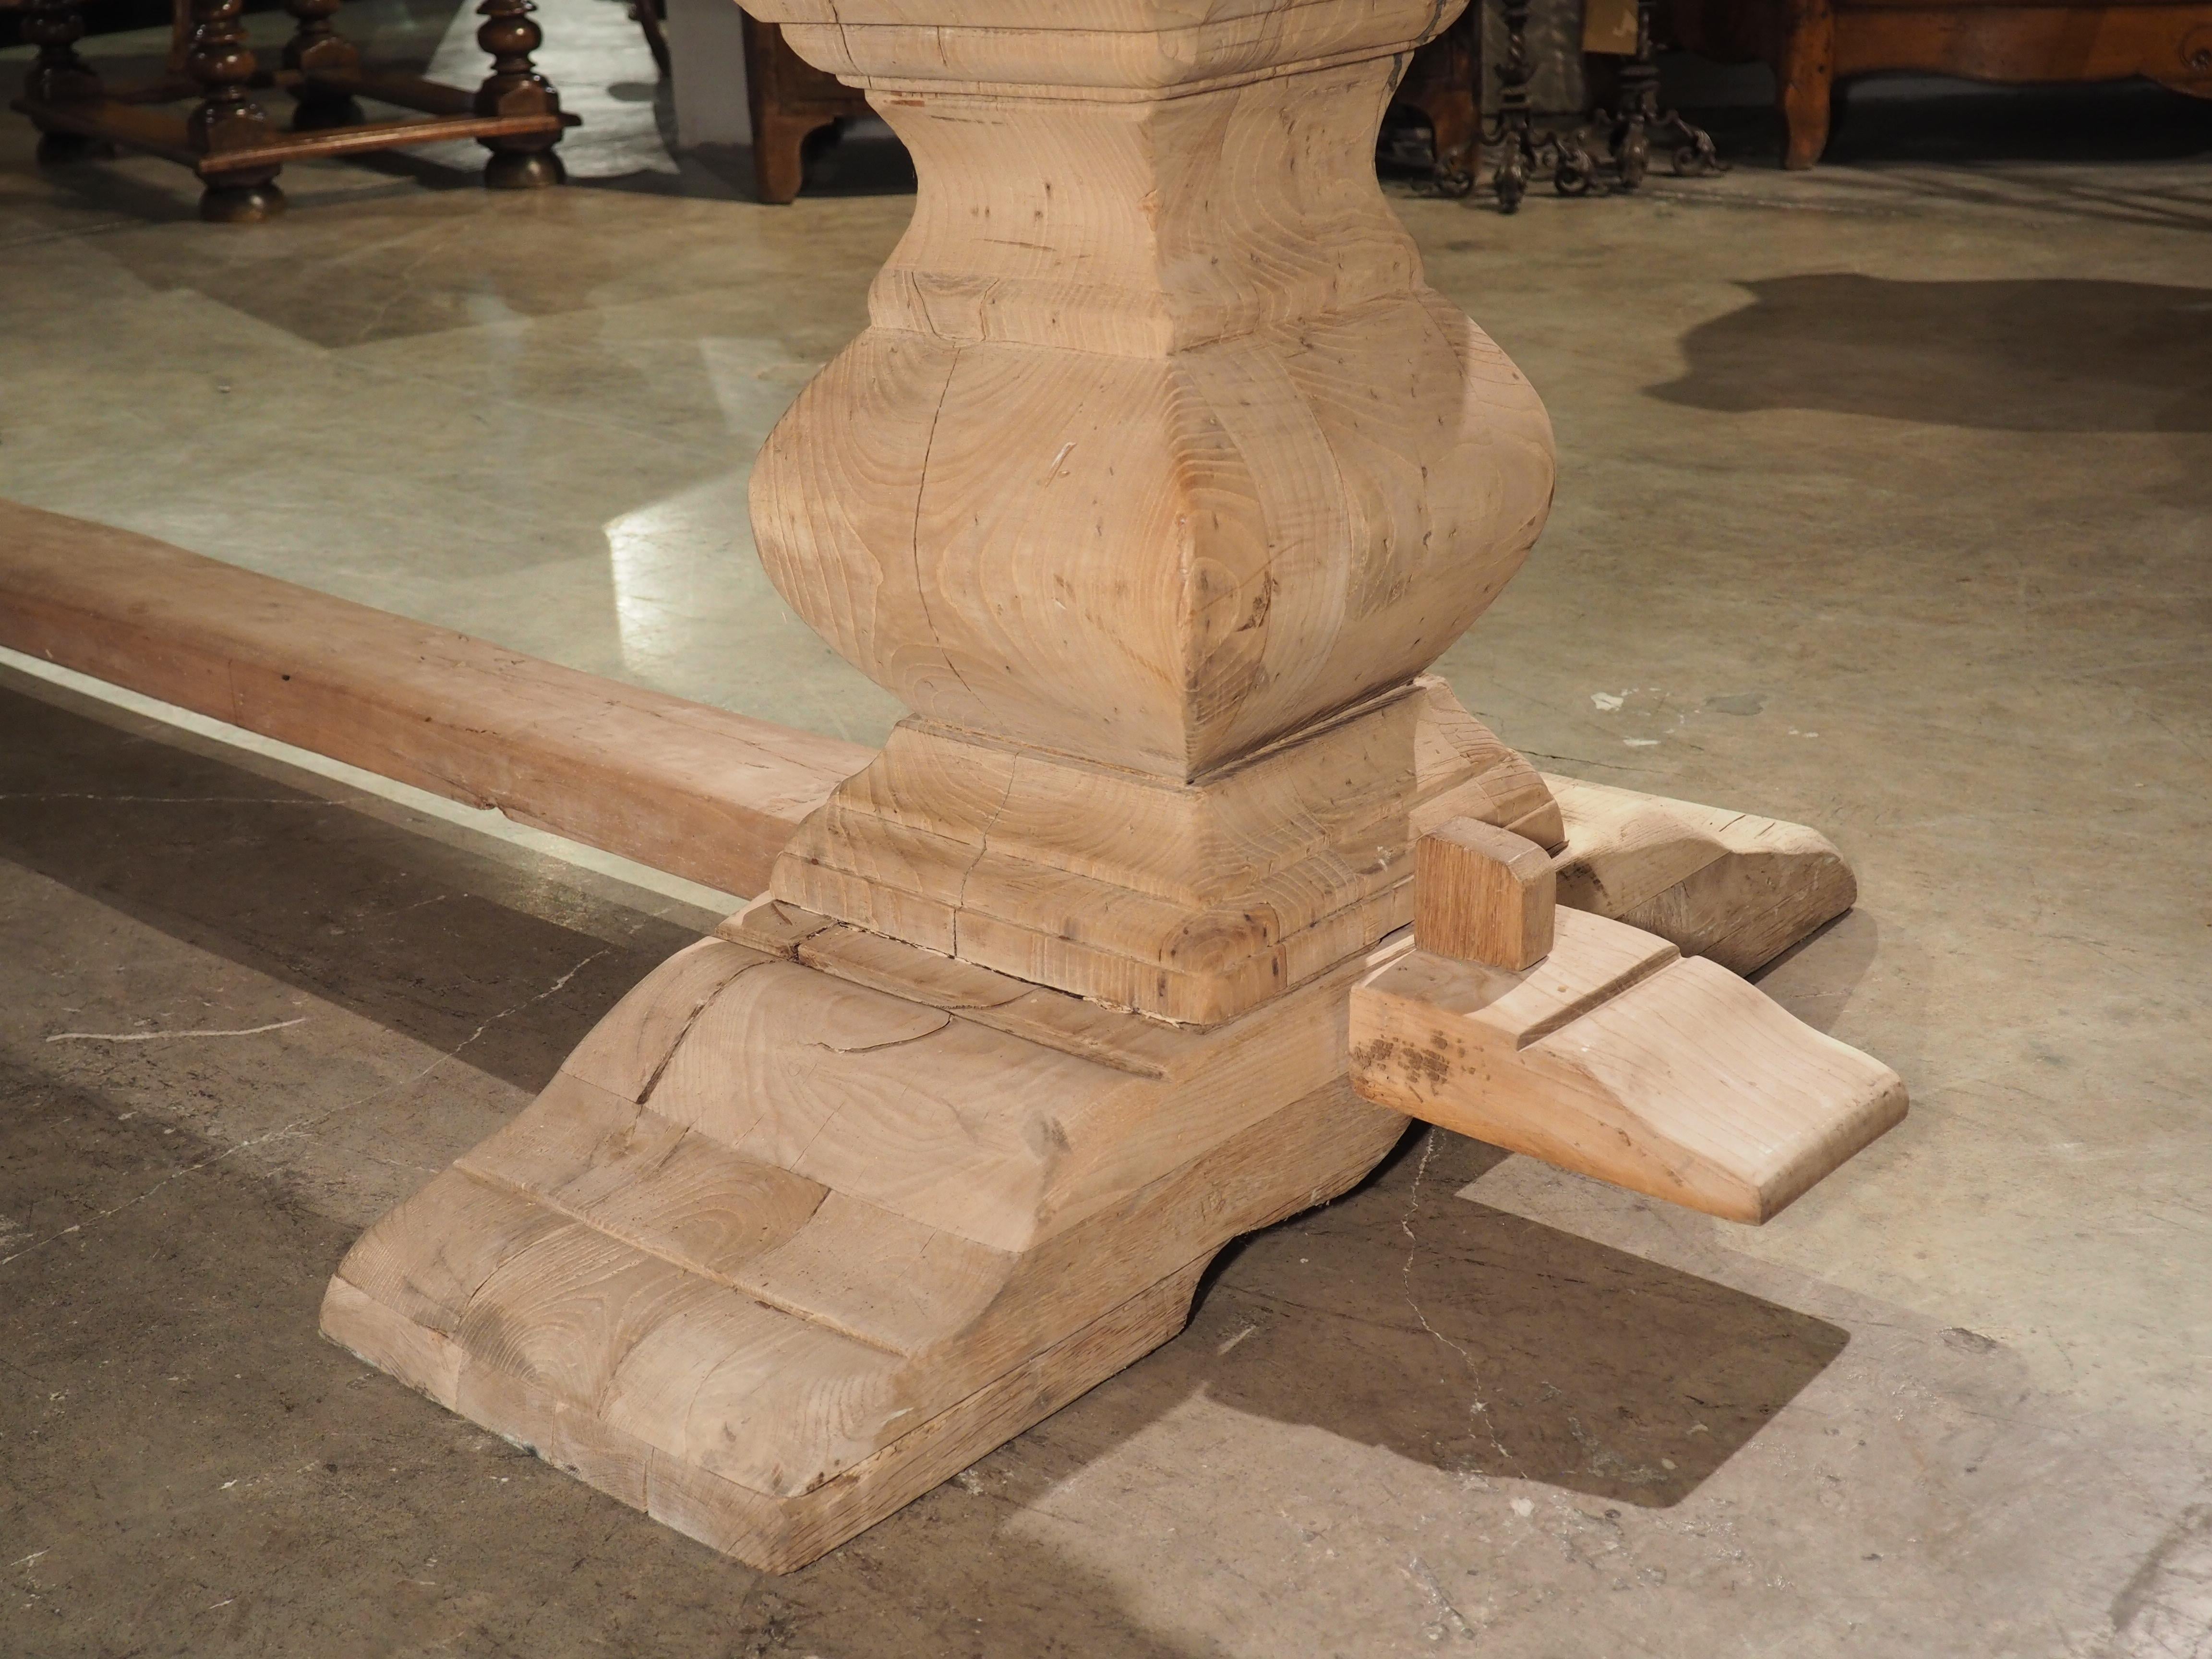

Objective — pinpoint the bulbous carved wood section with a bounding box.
[746,0,1557,1019]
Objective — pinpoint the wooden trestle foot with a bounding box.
[323,913,1409,1572]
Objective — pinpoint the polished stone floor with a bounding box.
[3,10,2211,1656]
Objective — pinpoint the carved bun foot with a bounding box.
[198,176,286,222]
[481,145,565,189]
[323,926,1405,1570]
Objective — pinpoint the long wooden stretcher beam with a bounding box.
[0,499,875,897]
[0,498,1855,978]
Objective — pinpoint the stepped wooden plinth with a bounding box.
[322,0,1902,1574]
[323,914,1407,1572]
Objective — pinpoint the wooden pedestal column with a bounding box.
[748,9,1554,1023]
[322,0,1900,1573]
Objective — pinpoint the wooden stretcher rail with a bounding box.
[200,112,576,175]
[0,500,873,897]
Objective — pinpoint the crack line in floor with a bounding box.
[2,947,612,1269]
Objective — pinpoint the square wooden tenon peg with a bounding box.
[1414,817,1557,971]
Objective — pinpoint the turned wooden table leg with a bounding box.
[18,0,110,164]
[283,0,365,131]
[473,0,566,189]
[186,0,285,223]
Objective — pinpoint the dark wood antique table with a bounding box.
[11,0,576,220]
[1669,0,2212,166]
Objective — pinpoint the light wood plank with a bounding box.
[1351,923,1906,1223]
[0,498,872,897]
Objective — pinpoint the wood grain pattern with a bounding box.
[0,498,872,897]
[771,692,1429,1022]
[1350,910,1906,1222]
[1415,817,1557,971]
[1543,773,1858,974]
[647,914,1391,1252]
[744,0,1556,1018]
[1409,676,1565,851]
[325,938,1407,1570]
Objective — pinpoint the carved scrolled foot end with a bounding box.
[1353,803,1900,1224]
[1352,907,1905,1224]
[1543,774,1859,974]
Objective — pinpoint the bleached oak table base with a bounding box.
[322,928,1404,1573]
[0,0,1913,1577]
[0,475,1894,1573]
[319,689,1881,1572]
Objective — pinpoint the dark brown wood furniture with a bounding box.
[1669,0,2212,166]
[1390,5,1483,192]
[743,8,867,203]
[11,0,576,221]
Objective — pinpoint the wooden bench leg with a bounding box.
[474,0,567,189]
[750,112,825,205]
[1777,0,1836,168]
[282,0,365,132]
[186,0,286,222]
[19,0,112,165]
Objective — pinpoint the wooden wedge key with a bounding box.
[1352,822,1905,1223]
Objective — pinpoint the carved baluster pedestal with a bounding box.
[322,0,1898,1573]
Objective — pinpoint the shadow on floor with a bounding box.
[1141,1124,1847,1510]
[0,676,693,1093]
[1652,274,2212,433]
